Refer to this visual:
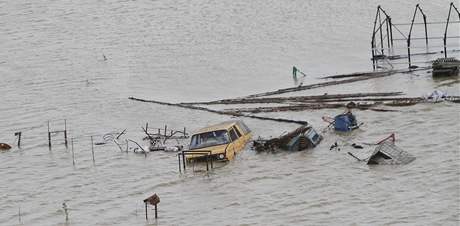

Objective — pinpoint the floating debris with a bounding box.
[129,97,309,125]
[253,125,322,152]
[0,143,12,151]
[333,114,359,132]
[346,134,415,165]
[366,141,416,165]
[181,92,404,105]
[432,57,460,77]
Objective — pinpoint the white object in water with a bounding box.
[424,90,447,102]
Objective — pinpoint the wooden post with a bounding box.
[178,154,182,173]
[15,132,21,148]
[145,202,148,220]
[183,127,186,137]
[91,136,95,163]
[182,151,186,171]
[71,138,75,166]
[48,121,51,149]
[164,125,167,137]
[143,194,160,220]
[64,119,68,148]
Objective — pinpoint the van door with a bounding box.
[229,127,243,153]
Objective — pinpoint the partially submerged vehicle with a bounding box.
[432,57,460,77]
[185,120,252,161]
[253,126,322,152]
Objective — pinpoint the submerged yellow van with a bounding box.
[187,120,252,161]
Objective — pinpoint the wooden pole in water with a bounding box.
[64,119,68,148]
[154,204,158,219]
[71,138,75,166]
[178,154,182,173]
[91,136,95,163]
[145,202,148,220]
[182,152,186,171]
[18,207,21,223]
[48,121,51,150]
[16,132,22,148]
[164,125,167,137]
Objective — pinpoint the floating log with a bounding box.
[128,97,309,125]
[242,73,391,98]
[222,96,460,113]
[321,71,391,79]
[181,92,404,105]
[224,103,375,113]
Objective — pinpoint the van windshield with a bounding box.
[190,130,230,149]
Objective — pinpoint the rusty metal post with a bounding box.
[444,3,453,58]
[371,40,376,70]
[210,155,213,169]
[407,39,412,68]
[423,14,428,45]
[385,17,390,49]
[64,119,68,148]
[388,17,394,47]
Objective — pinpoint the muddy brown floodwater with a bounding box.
[1,0,459,225]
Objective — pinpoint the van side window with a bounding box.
[236,121,251,134]
[229,129,239,141]
[233,126,242,137]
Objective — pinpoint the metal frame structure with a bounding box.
[371,2,460,69]
[177,150,214,173]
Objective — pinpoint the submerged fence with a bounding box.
[371,2,460,69]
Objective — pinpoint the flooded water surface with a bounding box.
[1,0,459,225]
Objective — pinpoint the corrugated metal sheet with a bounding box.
[367,141,415,165]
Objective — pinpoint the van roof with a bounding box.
[194,120,240,134]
